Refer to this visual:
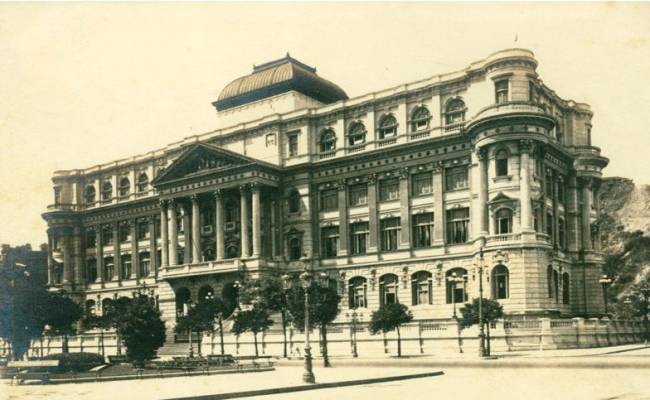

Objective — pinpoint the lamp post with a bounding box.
[187,300,195,358]
[477,247,487,358]
[598,275,612,316]
[447,272,464,354]
[345,310,361,358]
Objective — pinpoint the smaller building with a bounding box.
[0,244,48,287]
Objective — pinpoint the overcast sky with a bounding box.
[1,2,649,247]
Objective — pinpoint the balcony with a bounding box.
[486,233,522,244]
[443,122,465,134]
[472,101,549,122]
[46,203,83,212]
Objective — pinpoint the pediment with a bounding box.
[153,143,255,186]
[488,192,516,204]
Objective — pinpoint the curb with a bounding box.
[164,371,444,400]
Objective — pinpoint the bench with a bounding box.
[107,355,129,364]
[8,360,59,385]
[233,355,274,368]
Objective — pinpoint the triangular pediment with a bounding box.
[488,192,516,204]
[153,143,259,186]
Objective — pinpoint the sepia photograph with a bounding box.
[1,2,649,399]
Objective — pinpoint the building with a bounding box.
[0,244,48,288]
[42,49,609,336]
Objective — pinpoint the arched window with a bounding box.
[137,173,149,193]
[225,244,239,259]
[378,115,398,139]
[288,237,302,261]
[347,122,366,146]
[198,285,214,302]
[562,273,570,305]
[495,208,513,234]
[547,265,554,298]
[348,276,367,309]
[495,149,509,176]
[411,271,433,305]
[84,185,96,204]
[553,270,559,303]
[445,98,466,125]
[85,299,96,316]
[379,274,399,305]
[101,298,114,316]
[320,129,336,153]
[118,177,130,197]
[288,190,301,213]
[101,181,113,202]
[411,106,431,132]
[175,287,191,317]
[445,268,468,304]
[492,265,509,299]
[86,258,97,283]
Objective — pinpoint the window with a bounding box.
[379,178,399,202]
[86,230,96,248]
[101,225,113,246]
[562,273,570,305]
[348,277,367,309]
[224,200,239,224]
[547,265,554,298]
[84,185,96,204]
[379,274,399,305]
[347,122,366,146]
[121,254,132,279]
[320,188,338,211]
[288,237,302,261]
[320,129,336,153]
[553,270,559,303]
[495,208,513,234]
[321,226,339,258]
[349,184,368,207]
[446,208,469,244]
[558,218,566,249]
[288,190,301,213]
[86,259,97,283]
[378,115,398,139]
[545,172,553,196]
[412,213,434,248]
[380,217,401,251]
[411,106,431,132]
[445,166,468,191]
[104,256,114,281]
[492,265,509,299]
[411,271,433,305]
[288,133,298,157]
[586,125,592,146]
[139,252,150,277]
[265,133,276,147]
[495,150,509,176]
[350,222,369,255]
[412,172,432,196]
[137,221,148,241]
[101,181,113,202]
[136,173,149,193]
[546,212,554,239]
[118,177,130,197]
[119,224,130,242]
[445,98,466,125]
[495,80,509,104]
[445,268,468,304]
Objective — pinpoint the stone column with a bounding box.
[251,184,262,258]
[113,222,121,281]
[73,226,83,285]
[62,233,72,284]
[432,164,444,244]
[168,200,178,266]
[95,227,103,283]
[191,195,201,263]
[130,220,139,280]
[476,148,488,236]
[270,200,277,259]
[182,204,191,264]
[240,185,250,258]
[46,233,54,285]
[399,168,411,249]
[148,215,157,277]
[567,174,580,252]
[214,190,224,260]
[367,174,378,253]
[581,178,593,251]
[552,173,560,247]
[160,201,169,268]
[337,179,349,256]
[519,140,533,231]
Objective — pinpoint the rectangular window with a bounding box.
[265,133,276,147]
[545,173,553,197]
[412,213,434,248]
[86,230,96,248]
[320,188,338,211]
[380,217,401,251]
[348,184,368,207]
[321,226,339,258]
[557,180,565,204]
[495,80,509,104]
[546,212,554,239]
[558,218,566,249]
[446,208,469,244]
[101,226,113,246]
[288,133,298,157]
[350,222,369,255]
[379,178,399,202]
[412,172,433,197]
[445,166,468,191]
[119,225,130,242]
[137,222,148,241]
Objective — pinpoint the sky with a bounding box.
[0,2,649,247]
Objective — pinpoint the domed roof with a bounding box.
[213,54,348,111]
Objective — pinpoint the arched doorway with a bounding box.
[175,287,191,318]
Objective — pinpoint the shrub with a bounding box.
[43,352,104,372]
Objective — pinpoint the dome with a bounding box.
[213,54,348,111]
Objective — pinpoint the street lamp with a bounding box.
[187,300,195,358]
[447,273,464,319]
[598,275,612,316]
[345,310,362,358]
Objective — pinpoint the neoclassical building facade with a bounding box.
[42,49,608,333]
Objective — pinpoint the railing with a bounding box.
[419,322,450,332]
[443,122,465,134]
[346,144,366,154]
[377,137,397,147]
[550,320,574,328]
[486,233,522,243]
[472,101,549,122]
[410,130,431,140]
[319,151,336,160]
[46,203,83,212]
[504,320,541,329]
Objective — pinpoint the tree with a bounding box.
[459,298,504,355]
[231,307,273,357]
[0,267,49,360]
[369,303,413,358]
[286,280,341,366]
[103,297,132,356]
[174,298,228,357]
[43,294,83,354]
[239,272,292,357]
[117,295,166,367]
[81,313,109,358]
